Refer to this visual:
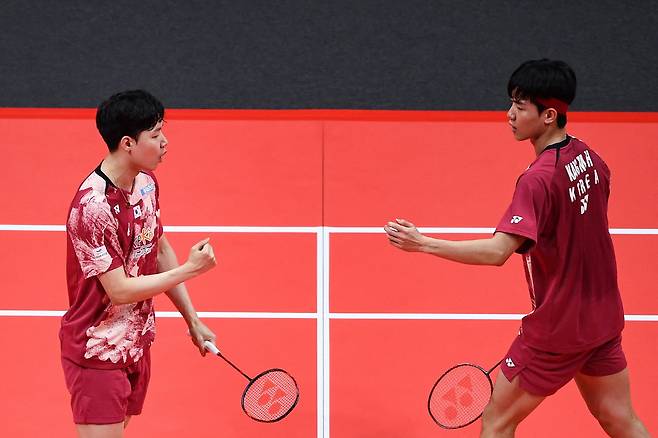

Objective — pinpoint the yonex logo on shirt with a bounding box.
[510,216,523,224]
[505,358,516,368]
[133,206,142,218]
[113,205,120,214]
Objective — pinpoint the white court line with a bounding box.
[0,225,320,233]
[330,313,525,320]
[159,311,318,319]
[329,313,658,322]
[1,310,657,321]
[322,228,331,438]
[316,228,326,438]
[0,310,317,318]
[1,224,657,234]
[326,226,658,235]
[164,225,320,233]
[0,224,65,231]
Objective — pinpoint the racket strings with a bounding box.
[429,365,492,428]
[242,369,299,422]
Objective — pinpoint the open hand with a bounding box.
[384,218,427,252]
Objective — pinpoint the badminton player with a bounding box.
[60,90,217,437]
[385,59,649,437]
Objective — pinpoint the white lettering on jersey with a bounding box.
[565,151,595,182]
[580,194,589,214]
[583,150,593,167]
[565,149,601,215]
[569,186,576,202]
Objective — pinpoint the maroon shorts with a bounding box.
[61,350,151,425]
[500,334,626,396]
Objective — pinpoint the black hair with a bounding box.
[507,59,576,128]
[96,89,165,152]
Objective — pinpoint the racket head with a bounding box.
[428,363,494,429]
[241,368,300,422]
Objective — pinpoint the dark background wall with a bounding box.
[2,0,656,110]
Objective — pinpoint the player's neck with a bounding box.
[101,153,139,192]
[531,126,567,157]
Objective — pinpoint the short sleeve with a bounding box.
[144,171,163,239]
[68,195,124,278]
[153,174,163,238]
[495,174,549,253]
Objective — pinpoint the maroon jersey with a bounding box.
[496,136,624,353]
[60,165,162,369]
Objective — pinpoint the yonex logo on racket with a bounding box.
[440,375,476,421]
[510,215,523,224]
[257,378,287,416]
[428,362,500,429]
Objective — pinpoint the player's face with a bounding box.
[507,98,544,141]
[131,121,168,171]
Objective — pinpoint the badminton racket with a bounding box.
[428,359,502,429]
[203,340,300,422]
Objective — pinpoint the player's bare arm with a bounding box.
[98,238,216,305]
[384,218,526,266]
[157,234,216,355]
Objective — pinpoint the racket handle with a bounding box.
[203,340,221,355]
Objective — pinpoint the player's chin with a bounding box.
[144,160,162,171]
[511,130,528,141]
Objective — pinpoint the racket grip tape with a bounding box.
[203,340,221,355]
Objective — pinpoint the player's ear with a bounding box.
[120,136,134,153]
[543,108,558,126]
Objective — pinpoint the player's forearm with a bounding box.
[158,236,201,324]
[106,263,201,305]
[420,236,510,266]
[166,286,201,325]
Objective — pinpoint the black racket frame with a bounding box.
[241,367,300,423]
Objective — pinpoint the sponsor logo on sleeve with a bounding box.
[510,216,523,224]
[140,183,155,196]
[92,245,109,259]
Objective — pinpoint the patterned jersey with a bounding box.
[495,136,624,353]
[60,164,163,369]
